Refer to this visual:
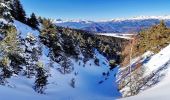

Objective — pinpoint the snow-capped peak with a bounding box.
[111,15,170,22]
[54,15,170,23]
[134,15,170,20]
[53,19,94,24]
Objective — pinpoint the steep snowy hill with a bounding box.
[54,16,170,33]
[1,18,170,100]
[0,18,123,100]
[121,44,170,100]
[1,17,170,100]
[0,49,121,100]
[2,0,170,100]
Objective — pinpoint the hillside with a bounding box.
[0,18,126,100]
[0,1,128,100]
[1,0,170,100]
[121,44,170,100]
[117,20,170,98]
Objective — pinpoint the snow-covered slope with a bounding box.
[1,17,170,100]
[0,57,121,100]
[0,19,121,100]
[124,65,170,100]
[13,20,39,38]
[120,44,170,100]
[98,33,134,40]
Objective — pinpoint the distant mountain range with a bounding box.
[53,16,170,33]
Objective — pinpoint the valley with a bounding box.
[1,0,170,100]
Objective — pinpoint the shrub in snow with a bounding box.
[94,58,99,66]
[0,57,12,85]
[70,78,76,88]
[109,60,116,70]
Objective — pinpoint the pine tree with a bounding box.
[10,0,26,23]
[62,34,79,56]
[27,13,39,30]
[34,62,48,94]
[59,56,74,74]
[0,25,20,54]
[40,18,63,58]
[0,56,12,85]
[0,24,21,78]
[40,18,57,40]
[0,0,13,22]
[23,33,42,78]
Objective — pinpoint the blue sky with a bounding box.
[20,0,170,20]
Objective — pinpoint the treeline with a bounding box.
[119,20,170,97]
[121,20,170,67]
[133,20,170,57]
[39,18,129,69]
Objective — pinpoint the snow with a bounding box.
[117,51,154,83]
[126,71,170,100]
[54,15,170,33]
[54,15,170,24]
[53,19,93,24]
[120,44,170,100]
[0,18,8,24]
[99,15,170,22]
[143,44,170,76]
[0,2,8,8]
[0,19,121,100]
[13,20,39,39]
[0,49,121,100]
[122,64,170,100]
[2,18,170,100]
[39,44,51,67]
[6,42,165,100]
[98,33,133,40]
[110,15,170,22]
